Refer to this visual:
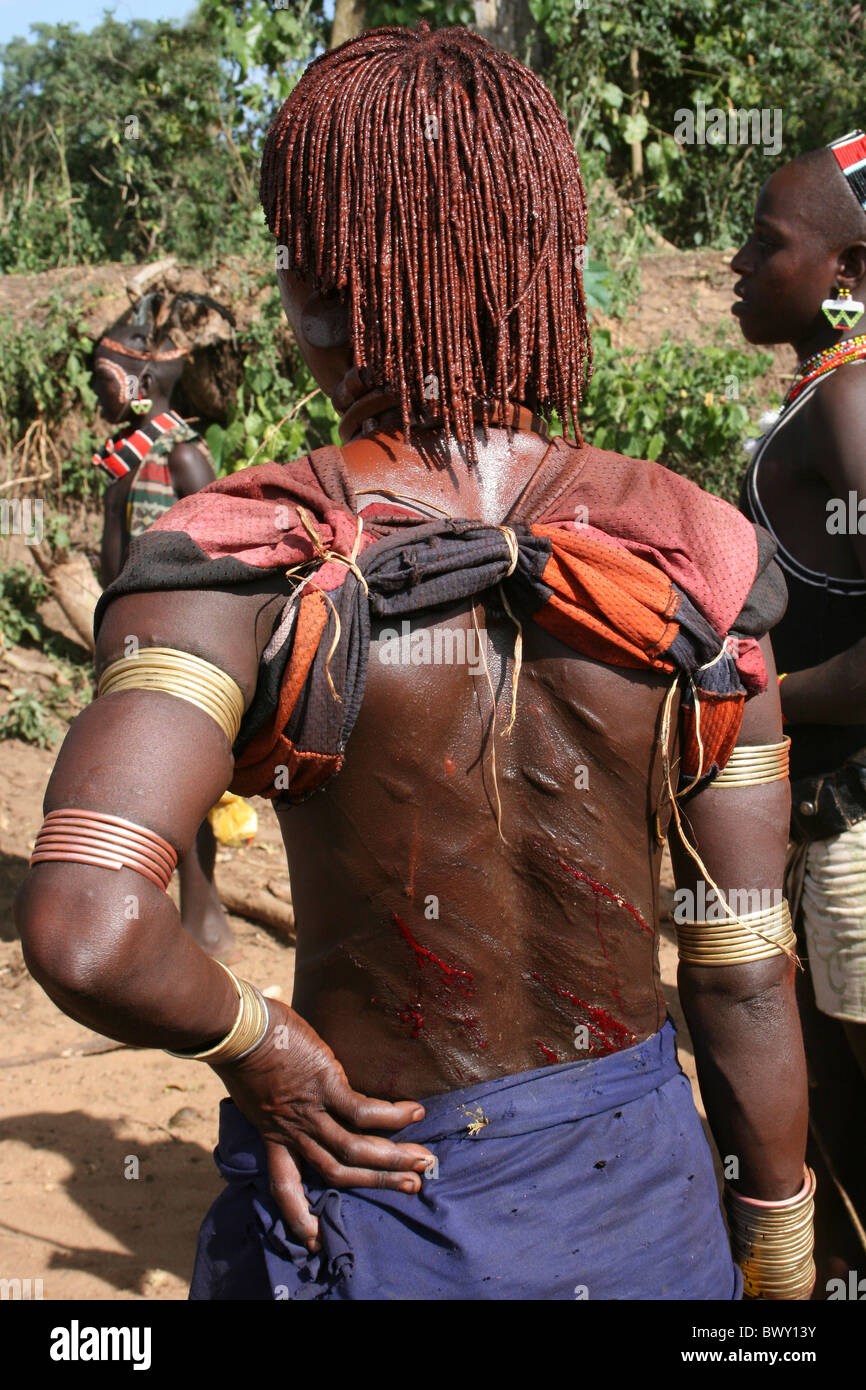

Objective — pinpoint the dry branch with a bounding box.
[216,879,295,938]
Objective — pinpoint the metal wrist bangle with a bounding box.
[224,997,272,1065]
[166,962,270,1064]
[725,1166,816,1300]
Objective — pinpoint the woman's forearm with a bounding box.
[678,957,808,1200]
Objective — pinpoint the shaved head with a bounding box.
[730,139,866,350]
[787,146,866,253]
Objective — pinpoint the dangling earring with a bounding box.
[822,286,865,330]
[130,390,152,415]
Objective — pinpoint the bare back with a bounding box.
[280,425,672,1098]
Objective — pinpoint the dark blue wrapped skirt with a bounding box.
[190,1018,741,1301]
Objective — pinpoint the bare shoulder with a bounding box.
[808,359,866,435]
[167,438,216,496]
[807,360,866,489]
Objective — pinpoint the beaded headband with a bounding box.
[98,337,189,363]
[828,130,866,211]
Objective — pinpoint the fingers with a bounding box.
[327,1084,426,1132]
[264,1117,435,1254]
[313,1113,434,1176]
[265,1140,320,1254]
[292,1130,431,1194]
[331,366,366,412]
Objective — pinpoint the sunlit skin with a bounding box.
[731,160,866,1077]
[731,166,860,357]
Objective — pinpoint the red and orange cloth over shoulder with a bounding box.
[94,437,785,805]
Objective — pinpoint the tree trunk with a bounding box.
[331,0,366,49]
[29,546,101,654]
[628,46,644,197]
[473,0,541,64]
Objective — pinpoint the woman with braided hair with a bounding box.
[18,25,810,1300]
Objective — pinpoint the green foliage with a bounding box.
[196,0,327,122]
[4,0,861,271]
[0,8,324,272]
[0,563,92,744]
[0,565,49,646]
[0,690,60,747]
[0,295,102,499]
[535,0,865,249]
[366,1,474,26]
[579,180,644,317]
[579,333,774,501]
[39,509,72,555]
[43,654,94,715]
[1,0,850,512]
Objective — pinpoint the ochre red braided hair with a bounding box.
[260,23,591,459]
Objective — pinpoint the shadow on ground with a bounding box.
[0,1110,220,1295]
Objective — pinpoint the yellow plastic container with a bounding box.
[208,792,258,848]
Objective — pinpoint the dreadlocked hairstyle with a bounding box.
[260,23,591,460]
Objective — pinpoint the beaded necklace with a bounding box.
[743,335,866,458]
[784,334,866,407]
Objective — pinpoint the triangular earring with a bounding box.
[130,394,153,415]
[822,287,865,330]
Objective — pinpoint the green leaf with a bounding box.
[621,112,649,145]
[583,261,613,314]
[598,81,625,110]
[205,423,225,469]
